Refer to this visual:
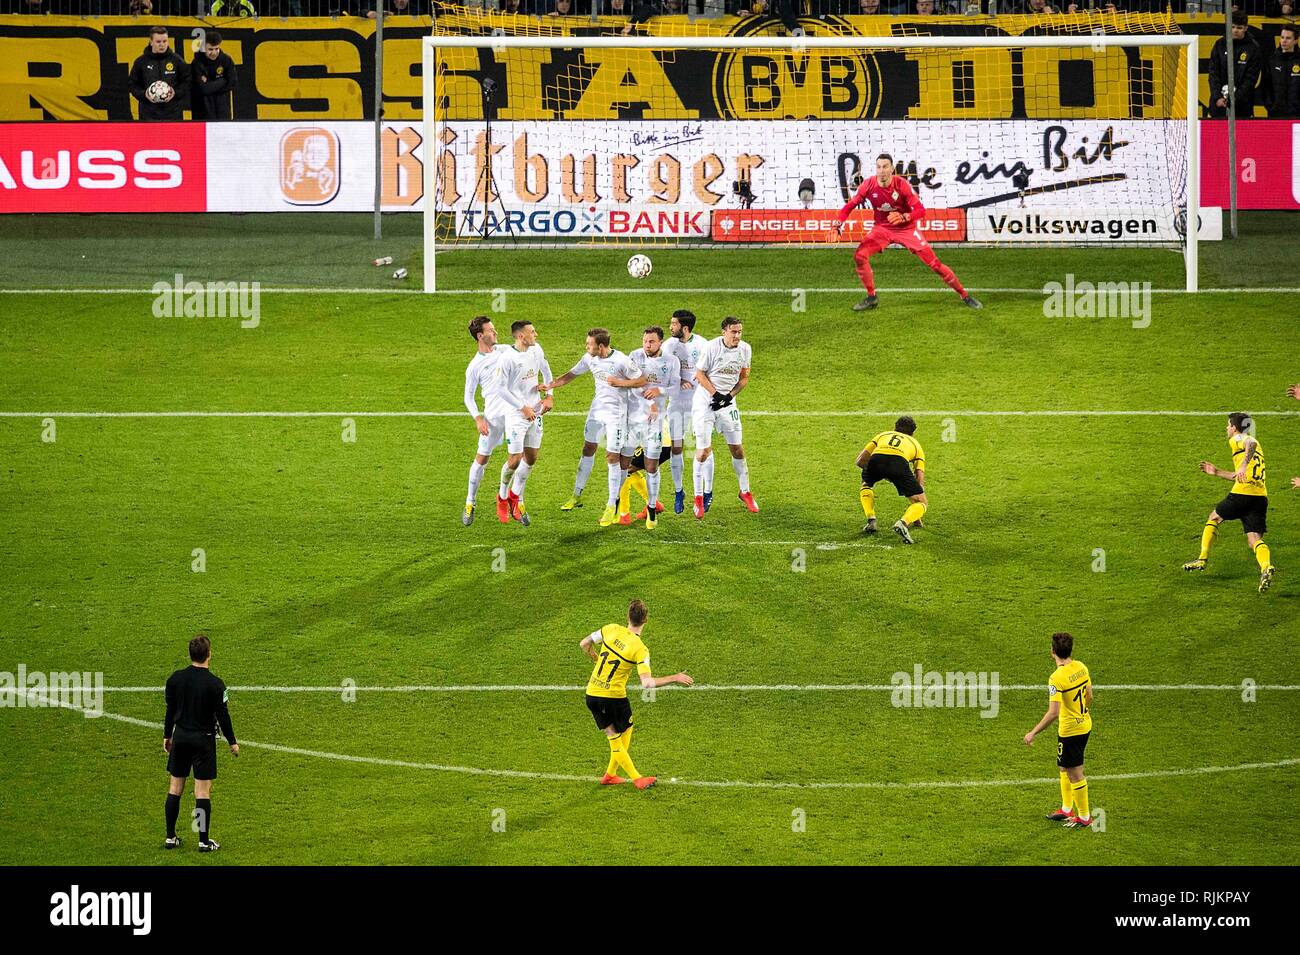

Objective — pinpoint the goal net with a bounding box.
[423,14,1198,291]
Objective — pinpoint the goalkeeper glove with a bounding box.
[709,392,734,410]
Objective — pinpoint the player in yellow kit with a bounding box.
[580,599,693,789]
[1183,412,1276,594]
[855,415,927,544]
[1024,632,1094,829]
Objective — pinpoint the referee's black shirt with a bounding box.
[164,665,236,743]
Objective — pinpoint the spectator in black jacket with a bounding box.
[1209,13,1264,118]
[128,27,190,122]
[1267,25,1300,118]
[191,30,237,121]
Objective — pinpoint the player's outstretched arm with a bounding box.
[1291,476,1300,489]
[640,672,694,689]
[608,373,649,389]
[544,371,577,391]
[1023,700,1060,746]
[1286,383,1300,400]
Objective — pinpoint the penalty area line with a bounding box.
[30,697,1300,792]
[2,410,1298,420]
[3,286,1300,296]
[26,683,1297,693]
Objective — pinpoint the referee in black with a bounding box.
[163,634,237,852]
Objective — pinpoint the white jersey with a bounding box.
[569,349,639,420]
[677,334,708,385]
[627,348,682,424]
[693,336,752,403]
[484,343,551,420]
[661,336,696,395]
[464,344,510,419]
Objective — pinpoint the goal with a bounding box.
[422,26,1198,291]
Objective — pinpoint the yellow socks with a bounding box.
[859,485,875,518]
[607,731,640,780]
[1254,541,1272,571]
[605,740,620,777]
[1199,521,1218,560]
[1072,779,1090,820]
[1058,771,1073,813]
[618,471,649,515]
[902,501,927,526]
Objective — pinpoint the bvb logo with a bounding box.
[712,16,882,121]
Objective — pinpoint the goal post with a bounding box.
[423,31,1198,292]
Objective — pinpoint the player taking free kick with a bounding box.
[830,154,981,313]
[580,599,693,789]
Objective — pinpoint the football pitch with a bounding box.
[0,213,1297,865]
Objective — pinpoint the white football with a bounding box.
[147,81,172,103]
[627,254,652,279]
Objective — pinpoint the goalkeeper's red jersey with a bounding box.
[837,174,927,226]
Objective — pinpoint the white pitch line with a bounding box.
[38,683,1300,693]
[466,539,894,550]
[2,286,1299,296]
[2,410,1298,420]
[28,696,1300,792]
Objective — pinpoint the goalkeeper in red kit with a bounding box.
[830,154,981,313]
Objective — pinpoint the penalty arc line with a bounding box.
[28,697,1300,791]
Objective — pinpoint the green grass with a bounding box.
[0,214,1298,865]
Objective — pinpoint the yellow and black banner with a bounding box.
[0,13,1292,121]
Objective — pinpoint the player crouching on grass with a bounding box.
[1024,632,1094,830]
[855,416,927,544]
[581,599,693,789]
[1183,412,1276,594]
[829,154,981,313]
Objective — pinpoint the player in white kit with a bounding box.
[484,320,553,527]
[544,328,648,528]
[692,316,758,519]
[621,326,682,530]
[462,316,510,526]
[662,309,706,515]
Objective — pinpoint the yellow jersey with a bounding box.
[1048,660,1092,737]
[865,431,925,470]
[585,624,652,699]
[1228,433,1267,497]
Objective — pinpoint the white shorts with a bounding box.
[504,410,543,454]
[476,418,505,456]
[623,417,664,459]
[594,413,627,454]
[582,413,604,445]
[693,402,742,449]
[661,394,691,444]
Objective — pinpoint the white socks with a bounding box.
[647,470,661,509]
[704,455,715,492]
[574,454,594,497]
[670,451,683,493]
[693,456,715,495]
[499,463,516,499]
[511,462,532,500]
[467,461,486,506]
[607,462,624,507]
[731,456,750,494]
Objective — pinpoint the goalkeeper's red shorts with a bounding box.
[858,222,930,256]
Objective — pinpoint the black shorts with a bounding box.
[168,729,218,780]
[864,453,923,498]
[1216,493,1268,535]
[585,694,633,734]
[1057,732,1089,769]
[629,445,672,470]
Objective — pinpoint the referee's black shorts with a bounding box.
[168,729,218,780]
[1057,732,1089,769]
[585,694,634,734]
[864,453,924,498]
[1215,492,1268,535]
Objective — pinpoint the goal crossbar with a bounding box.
[422,33,1198,292]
